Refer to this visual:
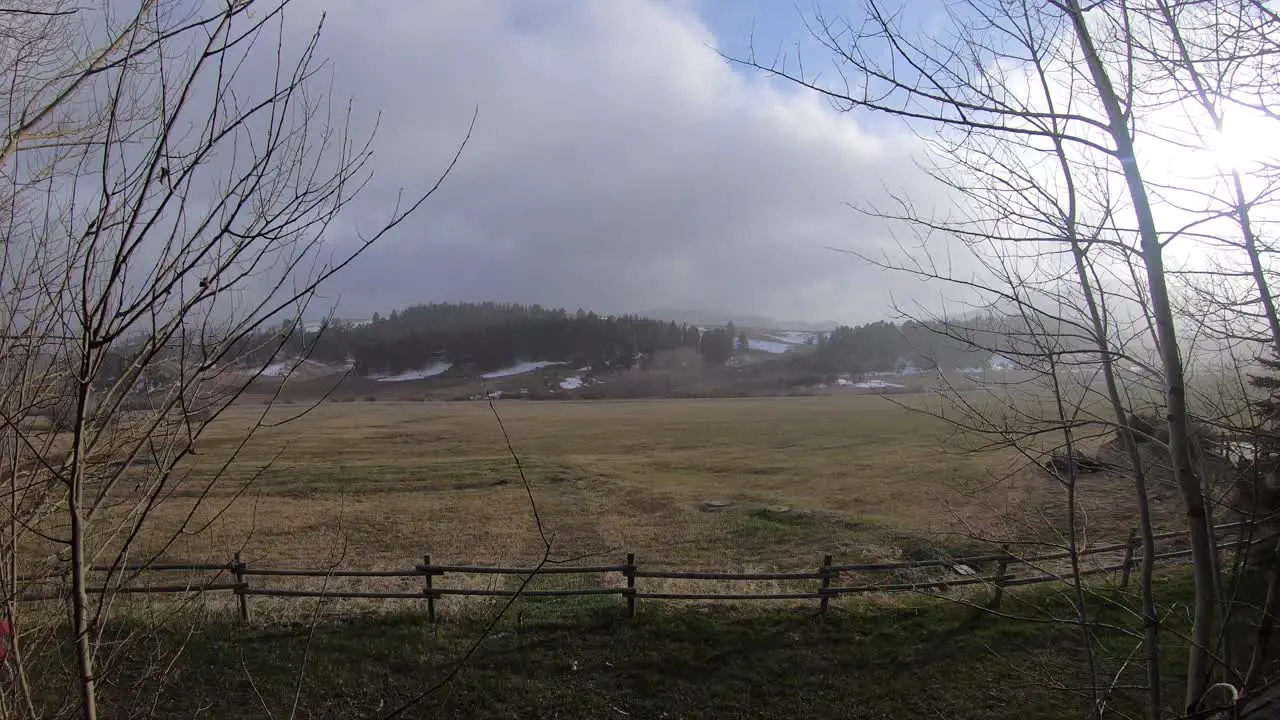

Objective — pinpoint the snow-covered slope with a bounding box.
[745,330,821,354]
[372,361,452,382]
[482,360,564,379]
[747,339,793,354]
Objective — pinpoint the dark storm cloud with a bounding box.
[289,0,938,324]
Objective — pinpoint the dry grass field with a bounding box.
[34,395,1207,719]
[123,395,1174,584]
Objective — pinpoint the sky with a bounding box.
[277,0,945,326]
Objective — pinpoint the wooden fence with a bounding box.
[12,520,1258,622]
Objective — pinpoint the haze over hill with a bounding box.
[308,308,840,335]
[636,307,840,332]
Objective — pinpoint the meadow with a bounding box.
[42,395,1210,719]
[132,395,1169,592]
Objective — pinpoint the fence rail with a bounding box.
[10,520,1258,621]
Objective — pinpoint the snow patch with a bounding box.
[560,376,583,390]
[303,318,371,333]
[259,363,289,377]
[837,378,905,389]
[747,339,793,354]
[1216,439,1258,464]
[259,357,350,377]
[854,380,905,389]
[482,360,562,379]
[373,361,451,382]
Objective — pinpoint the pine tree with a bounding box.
[736,332,750,352]
[1250,350,1280,459]
[1235,349,1280,650]
[699,328,733,365]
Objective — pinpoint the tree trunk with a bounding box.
[1070,241,1164,716]
[69,371,97,720]
[69,501,97,720]
[1065,1,1219,713]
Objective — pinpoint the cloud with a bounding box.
[289,0,936,324]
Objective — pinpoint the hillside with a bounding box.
[86,302,1070,404]
[305,302,703,377]
[218,302,1052,402]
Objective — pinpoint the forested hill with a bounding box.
[210,301,1088,384]
[304,303,704,376]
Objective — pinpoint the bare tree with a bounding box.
[733,0,1280,716]
[0,1,468,718]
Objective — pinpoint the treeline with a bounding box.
[307,307,1003,378]
[303,302,709,375]
[802,311,1097,375]
[258,308,1029,378]
[89,304,781,386]
[91,304,1075,390]
[801,319,1009,375]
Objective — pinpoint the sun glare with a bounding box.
[1207,110,1277,172]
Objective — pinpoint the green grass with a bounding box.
[720,506,864,560]
[81,572,1208,720]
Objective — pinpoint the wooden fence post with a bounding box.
[423,554,436,623]
[987,548,1010,611]
[819,554,833,618]
[1118,527,1138,594]
[232,553,250,623]
[625,553,636,618]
